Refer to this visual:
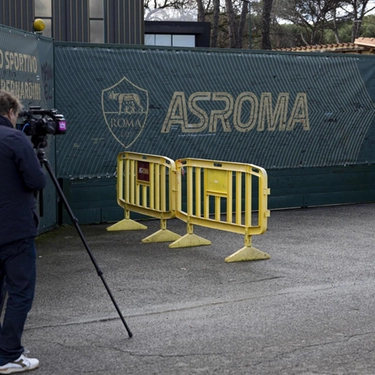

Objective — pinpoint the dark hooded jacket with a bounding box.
[0,114,47,246]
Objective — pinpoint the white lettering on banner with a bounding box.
[0,80,41,100]
[4,51,38,73]
[0,47,41,98]
[110,118,143,128]
[161,91,310,133]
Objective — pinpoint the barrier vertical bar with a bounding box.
[235,172,242,224]
[245,171,252,227]
[196,167,201,217]
[227,172,232,223]
[149,163,155,209]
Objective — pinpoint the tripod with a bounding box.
[36,142,133,338]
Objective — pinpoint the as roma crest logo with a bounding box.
[102,77,149,148]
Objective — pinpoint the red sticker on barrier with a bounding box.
[137,161,150,182]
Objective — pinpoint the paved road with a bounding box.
[22,203,375,374]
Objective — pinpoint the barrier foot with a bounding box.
[106,218,147,231]
[225,234,270,262]
[142,218,181,243]
[169,222,211,248]
[142,229,181,243]
[106,209,147,231]
[225,245,270,262]
[169,233,211,248]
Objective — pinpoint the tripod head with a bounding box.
[31,134,48,149]
[32,135,48,165]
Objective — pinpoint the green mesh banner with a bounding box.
[0,24,55,231]
[0,25,54,108]
[54,43,375,178]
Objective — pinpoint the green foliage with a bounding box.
[270,14,375,48]
[361,15,375,36]
[324,24,352,44]
[323,15,375,44]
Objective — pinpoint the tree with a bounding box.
[225,0,238,47]
[144,0,198,20]
[342,0,375,41]
[276,0,343,45]
[275,0,375,45]
[211,0,221,47]
[262,0,273,49]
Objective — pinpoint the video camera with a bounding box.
[18,106,66,148]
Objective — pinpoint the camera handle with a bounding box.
[36,147,133,338]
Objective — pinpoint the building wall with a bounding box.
[53,0,90,42]
[0,1,208,47]
[106,0,144,44]
[0,0,144,44]
[0,0,34,31]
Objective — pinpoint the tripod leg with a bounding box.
[42,157,133,338]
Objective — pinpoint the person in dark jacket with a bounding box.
[0,91,46,374]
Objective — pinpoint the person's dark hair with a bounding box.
[0,91,22,116]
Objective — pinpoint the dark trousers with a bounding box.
[0,238,36,365]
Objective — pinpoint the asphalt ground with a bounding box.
[19,203,375,374]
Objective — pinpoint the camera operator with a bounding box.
[0,91,46,374]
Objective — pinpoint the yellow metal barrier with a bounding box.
[107,152,181,243]
[170,158,271,262]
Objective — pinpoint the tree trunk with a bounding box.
[225,0,237,48]
[238,0,248,49]
[262,0,273,49]
[197,0,205,22]
[331,10,340,43]
[211,0,220,47]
